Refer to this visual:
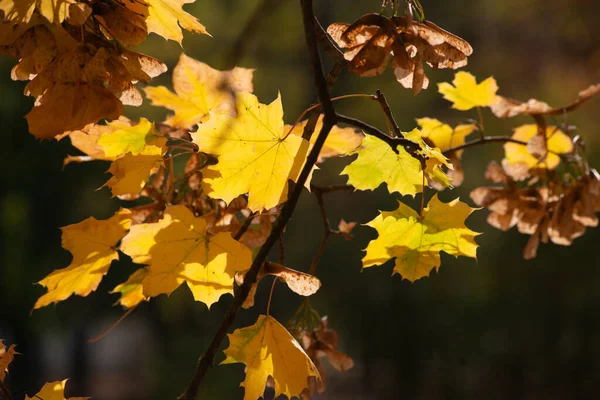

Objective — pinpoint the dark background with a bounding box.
[2,0,600,399]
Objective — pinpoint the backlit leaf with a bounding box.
[25,380,88,400]
[139,0,209,44]
[286,115,364,163]
[504,124,573,171]
[120,205,252,308]
[191,92,309,212]
[34,209,132,309]
[342,129,451,196]
[222,314,320,400]
[438,71,498,110]
[111,268,149,309]
[363,195,479,281]
[97,118,166,158]
[145,53,254,129]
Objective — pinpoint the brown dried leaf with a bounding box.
[492,83,600,118]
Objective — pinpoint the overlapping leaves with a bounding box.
[0,0,207,138]
[363,195,479,281]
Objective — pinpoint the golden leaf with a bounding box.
[120,205,252,308]
[34,209,132,309]
[222,315,320,400]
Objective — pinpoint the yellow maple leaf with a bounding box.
[145,53,254,129]
[438,71,498,110]
[0,340,18,382]
[120,205,252,308]
[111,268,149,309]
[222,314,320,400]
[341,135,424,195]
[286,114,364,163]
[103,141,165,197]
[25,380,88,400]
[341,129,451,196]
[191,92,310,212]
[504,124,573,170]
[134,0,209,44]
[363,195,480,282]
[0,0,75,24]
[34,209,132,309]
[416,117,476,155]
[97,118,166,158]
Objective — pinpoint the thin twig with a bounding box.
[176,1,336,397]
[266,279,277,316]
[442,136,529,155]
[337,114,421,156]
[233,212,256,241]
[375,90,402,137]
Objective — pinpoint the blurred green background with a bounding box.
[2,0,600,399]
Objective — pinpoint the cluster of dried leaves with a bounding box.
[0,0,207,138]
[466,83,600,258]
[472,161,600,259]
[327,13,472,94]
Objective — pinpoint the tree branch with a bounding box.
[442,136,529,155]
[375,90,402,137]
[176,0,336,398]
[336,114,421,156]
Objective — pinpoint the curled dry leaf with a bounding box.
[327,14,472,94]
[0,340,18,382]
[235,262,321,309]
[471,162,600,259]
[492,83,600,118]
[300,316,354,398]
[338,219,357,240]
[0,19,166,138]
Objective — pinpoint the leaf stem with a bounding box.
[266,278,277,316]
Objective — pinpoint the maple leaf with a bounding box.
[25,380,88,400]
[286,115,364,163]
[34,209,132,309]
[416,117,475,155]
[102,129,167,198]
[134,0,209,44]
[504,124,573,173]
[438,71,498,110]
[111,268,149,309]
[191,92,310,212]
[222,314,320,400]
[341,129,451,196]
[2,25,166,138]
[26,82,123,139]
[97,118,166,158]
[145,53,254,129]
[416,117,475,186]
[0,0,75,24]
[363,195,480,282]
[0,341,18,382]
[120,205,252,308]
